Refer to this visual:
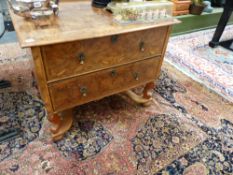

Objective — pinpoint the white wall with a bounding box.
[0,13,4,36]
[0,0,8,12]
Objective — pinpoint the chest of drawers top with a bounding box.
[10,1,179,48]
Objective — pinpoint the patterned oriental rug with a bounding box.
[166,25,233,102]
[0,38,233,174]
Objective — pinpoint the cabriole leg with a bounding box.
[49,109,74,141]
[123,82,155,106]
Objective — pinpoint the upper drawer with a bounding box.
[42,26,168,81]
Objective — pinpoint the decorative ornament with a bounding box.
[8,0,59,19]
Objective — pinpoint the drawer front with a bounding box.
[42,27,168,81]
[48,57,161,112]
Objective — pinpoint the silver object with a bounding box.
[8,0,59,19]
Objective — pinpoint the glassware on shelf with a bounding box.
[107,0,173,24]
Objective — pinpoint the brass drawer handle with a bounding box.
[110,70,117,77]
[139,41,145,52]
[133,72,140,81]
[111,35,118,44]
[80,86,88,97]
[78,53,85,65]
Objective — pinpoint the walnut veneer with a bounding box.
[10,1,179,140]
[42,27,167,81]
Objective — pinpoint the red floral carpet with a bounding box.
[0,41,233,175]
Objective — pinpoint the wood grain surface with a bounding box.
[31,47,54,120]
[9,1,178,140]
[42,27,168,81]
[9,1,179,48]
[48,57,161,112]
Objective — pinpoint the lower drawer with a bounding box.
[48,57,161,112]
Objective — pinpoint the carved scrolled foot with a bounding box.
[142,82,155,106]
[124,90,152,104]
[52,134,64,141]
[123,82,155,106]
[50,114,62,134]
[49,109,74,141]
[143,82,155,99]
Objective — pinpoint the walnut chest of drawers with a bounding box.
[10,1,179,140]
